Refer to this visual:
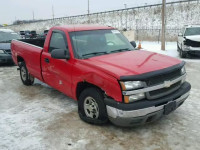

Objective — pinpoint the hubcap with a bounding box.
[84,96,99,119]
[21,66,27,81]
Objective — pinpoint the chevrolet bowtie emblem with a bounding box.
[164,80,172,88]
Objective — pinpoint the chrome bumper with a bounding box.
[183,46,200,52]
[106,91,190,126]
[189,47,200,51]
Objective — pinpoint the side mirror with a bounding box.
[130,41,137,48]
[178,33,183,36]
[51,49,70,60]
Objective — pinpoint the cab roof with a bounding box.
[52,24,115,32]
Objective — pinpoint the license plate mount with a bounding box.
[164,101,176,115]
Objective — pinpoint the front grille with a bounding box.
[4,49,11,55]
[146,69,181,86]
[146,69,182,99]
[148,81,181,99]
[185,39,200,47]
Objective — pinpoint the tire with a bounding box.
[20,62,34,86]
[78,87,108,125]
[177,42,180,52]
[179,49,187,58]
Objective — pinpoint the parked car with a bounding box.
[0,29,20,64]
[37,30,49,39]
[19,31,25,39]
[11,25,191,127]
[177,25,200,58]
[30,31,37,39]
[24,30,31,39]
[44,30,49,36]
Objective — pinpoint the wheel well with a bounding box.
[17,56,24,65]
[76,82,104,100]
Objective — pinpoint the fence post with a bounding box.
[158,29,161,43]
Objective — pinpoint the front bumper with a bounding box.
[0,54,13,64]
[105,82,191,127]
[184,47,200,55]
[188,51,200,55]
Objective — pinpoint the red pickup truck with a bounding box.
[11,25,191,127]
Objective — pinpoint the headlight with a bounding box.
[124,93,145,103]
[120,81,145,90]
[0,50,5,54]
[120,81,145,103]
[181,66,186,75]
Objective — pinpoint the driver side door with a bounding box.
[42,30,73,97]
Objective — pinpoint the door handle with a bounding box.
[44,58,50,63]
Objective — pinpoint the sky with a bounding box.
[0,0,181,24]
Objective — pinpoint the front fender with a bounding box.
[71,62,123,102]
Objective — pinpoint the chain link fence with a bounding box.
[134,28,182,42]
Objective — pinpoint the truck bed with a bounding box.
[11,39,44,81]
[19,39,45,48]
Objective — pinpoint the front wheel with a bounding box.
[179,49,187,58]
[20,62,34,86]
[78,87,108,125]
[177,42,180,52]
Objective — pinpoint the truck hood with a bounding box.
[185,35,200,42]
[0,43,11,49]
[81,50,181,80]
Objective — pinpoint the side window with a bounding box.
[49,32,68,53]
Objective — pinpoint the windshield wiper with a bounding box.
[82,51,108,58]
[109,48,131,53]
[81,48,132,58]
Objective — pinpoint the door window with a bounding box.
[49,32,68,53]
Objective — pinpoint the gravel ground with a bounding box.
[0,59,200,150]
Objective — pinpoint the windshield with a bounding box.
[0,31,21,42]
[185,27,200,36]
[70,29,134,59]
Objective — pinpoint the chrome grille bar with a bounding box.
[122,74,186,96]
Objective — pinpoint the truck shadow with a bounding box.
[44,110,172,150]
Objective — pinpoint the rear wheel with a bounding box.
[78,87,108,125]
[20,62,34,86]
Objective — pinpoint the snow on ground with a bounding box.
[141,41,179,58]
